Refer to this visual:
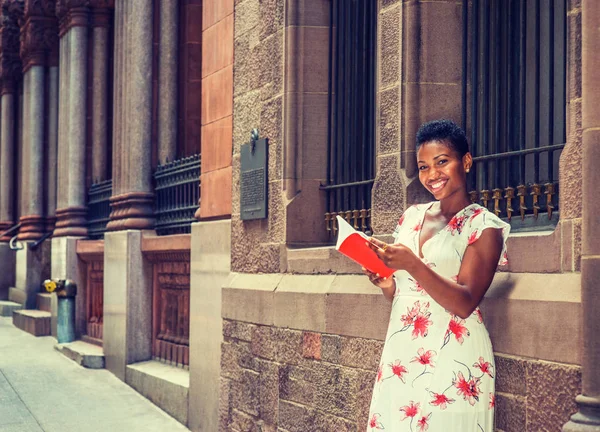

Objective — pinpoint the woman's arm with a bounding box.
[362,267,396,302]
[369,229,503,318]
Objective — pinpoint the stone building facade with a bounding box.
[0,1,599,432]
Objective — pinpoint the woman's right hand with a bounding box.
[363,267,396,302]
[363,267,394,289]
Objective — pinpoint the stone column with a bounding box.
[0,40,21,299]
[54,6,89,237]
[91,7,111,182]
[563,1,600,430]
[0,93,16,235]
[158,0,178,165]
[18,65,45,241]
[0,6,21,239]
[46,53,59,233]
[107,0,154,231]
[17,0,59,241]
[103,0,154,382]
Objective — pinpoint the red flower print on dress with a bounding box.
[399,214,406,226]
[376,364,383,383]
[473,307,484,324]
[473,357,494,378]
[453,371,482,406]
[500,250,509,266]
[411,348,436,367]
[369,413,385,430]
[447,215,466,235]
[442,316,470,348]
[429,391,455,410]
[489,393,496,409]
[388,359,409,383]
[417,412,432,432]
[468,230,478,245]
[399,400,420,421]
[412,311,433,339]
[413,222,422,232]
[470,207,485,219]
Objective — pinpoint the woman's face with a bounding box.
[417,140,472,201]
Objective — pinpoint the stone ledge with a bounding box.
[54,340,105,369]
[126,360,189,427]
[12,309,51,336]
[0,300,22,317]
[36,293,53,313]
[223,272,582,361]
[287,227,566,275]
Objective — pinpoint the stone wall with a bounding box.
[232,0,286,273]
[220,319,580,432]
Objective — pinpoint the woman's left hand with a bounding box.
[367,237,419,272]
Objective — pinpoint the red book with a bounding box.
[335,216,396,278]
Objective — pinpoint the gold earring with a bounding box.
[466,168,470,173]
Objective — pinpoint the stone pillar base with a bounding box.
[0,243,16,300]
[45,216,57,236]
[54,207,88,237]
[107,192,155,232]
[563,395,600,431]
[51,237,85,339]
[188,219,232,432]
[17,215,45,241]
[14,241,51,309]
[0,221,15,242]
[103,230,153,381]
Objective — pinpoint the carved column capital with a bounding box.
[0,1,23,94]
[20,0,58,72]
[56,0,88,35]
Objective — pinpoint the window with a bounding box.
[323,0,377,238]
[463,0,566,231]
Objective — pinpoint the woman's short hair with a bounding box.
[416,119,469,157]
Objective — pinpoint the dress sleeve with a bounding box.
[466,210,511,266]
[392,205,416,244]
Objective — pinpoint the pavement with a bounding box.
[0,317,190,432]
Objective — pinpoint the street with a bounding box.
[0,317,189,432]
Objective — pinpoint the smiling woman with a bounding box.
[363,120,510,432]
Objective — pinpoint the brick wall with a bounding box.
[220,319,580,432]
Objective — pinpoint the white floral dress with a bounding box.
[367,203,510,432]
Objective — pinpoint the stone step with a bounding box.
[0,300,22,317]
[8,287,25,305]
[55,340,105,369]
[12,310,51,337]
[36,293,53,313]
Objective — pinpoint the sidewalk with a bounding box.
[0,317,190,432]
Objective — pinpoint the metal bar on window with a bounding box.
[519,0,527,185]
[461,0,468,132]
[547,0,555,183]
[469,0,479,194]
[472,143,565,162]
[534,0,541,183]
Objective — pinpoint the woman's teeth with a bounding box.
[430,180,446,191]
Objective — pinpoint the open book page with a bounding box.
[335,215,395,278]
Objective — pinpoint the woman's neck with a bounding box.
[438,192,472,219]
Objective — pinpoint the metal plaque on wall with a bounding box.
[240,138,268,220]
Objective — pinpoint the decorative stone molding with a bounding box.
[0,1,23,94]
[20,0,58,71]
[56,0,111,34]
[0,220,13,241]
[53,206,87,237]
[45,215,56,234]
[107,192,155,231]
[17,214,45,240]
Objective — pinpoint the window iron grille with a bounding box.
[87,179,112,240]
[322,0,377,238]
[462,0,566,231]
[153,154,201,236]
